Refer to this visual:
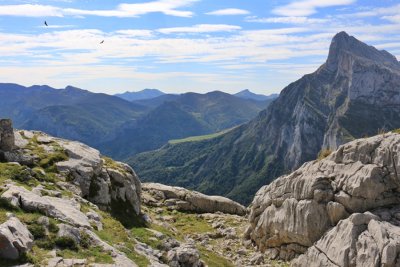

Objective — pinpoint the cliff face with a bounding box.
[131,31,400,205]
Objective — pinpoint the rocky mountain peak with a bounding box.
[326,31,400,71]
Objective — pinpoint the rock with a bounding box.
[47,257,87,267]
[55,142,141,216]
[1,184,91,228]
[57,224,81,244]
[167,243,204,267]
[0,217,33,260]
[247,133,400,261]
[292,208,400,267]
[142,183,246,216]
[249,252,264,265]
[0,119,15,151]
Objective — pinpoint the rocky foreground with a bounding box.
[0,119,287,267]
[247,130,400,266]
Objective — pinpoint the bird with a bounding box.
[100,40,104,44]
[44,21,48,27]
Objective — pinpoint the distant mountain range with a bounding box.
[129,31,400,205]
[0,84,275,160]
[115,89,166,101]
[99,91,275,159]
[234,89,278,101]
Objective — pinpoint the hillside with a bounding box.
[0,119,287,267]
[115,89,165,101]
[234,89,278,101]
[130,32,400,205]
[99,91,273,160]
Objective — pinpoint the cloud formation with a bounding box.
[273,0,356,17]
[206,8,250,16]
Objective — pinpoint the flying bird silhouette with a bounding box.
[44,21,48,27]
[100,40,104,44]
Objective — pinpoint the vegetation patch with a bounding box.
[317,148,333,161]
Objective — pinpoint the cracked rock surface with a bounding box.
[247,132,400,264]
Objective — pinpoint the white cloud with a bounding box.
[158,24,241,34]
[0,4,63,17]
[273,0,356,17]
[0,0,199,18]
[206,8,250,16]
[246,16,328,24]
[115,30,154,38]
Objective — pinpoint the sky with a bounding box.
[0,0,399,95]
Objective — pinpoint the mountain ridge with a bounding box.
[130,31,400,205]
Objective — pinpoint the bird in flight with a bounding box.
[44,21,48,27]
[100,40,104,44]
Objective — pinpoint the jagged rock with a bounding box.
[167,243,204,267]
[0,119,15,151]
[54,138,141,215]
[292,208,400,267]
[0,216,33,260]
[247,133,400,260]
[142,183,246,216]
[1,184,91,228]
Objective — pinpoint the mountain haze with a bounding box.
[115,88,165,101]
[235,89,278,101]
[130,32,400,204]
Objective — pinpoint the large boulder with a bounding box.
[167,243,204,267]
[1,184,91,228]
[0,216,33,260]
[142,183,246,216]
[247,132,400,261]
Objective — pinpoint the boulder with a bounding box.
[1,184,91,228]
[167,243,204,267]
[247,133,400,260]
[0,217,33,260]
[142,183,246,216]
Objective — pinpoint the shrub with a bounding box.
[28,224,46,239]
[55,236,78,251]
[48,220,59,233]
[317,148,332,161]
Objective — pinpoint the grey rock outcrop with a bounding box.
[0,119,15,151]
[1,184,91,228]
[142,183,246,216]
[247,132,400,262]
[55,137,141,215]
[0,216,33,260]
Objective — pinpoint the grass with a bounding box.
[168,127,235,144]
[0,163,38,189]
[392,128,400,134]
[198,247,235,267]
[56,246,114,264]
[95,210,150,267]
[102,156,128,174]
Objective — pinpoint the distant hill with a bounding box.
[234,89,278,101]
[115,89,165,101]
[0,84,270,160]
[129,32,400,205]
[99,91,274,159]
[0,84,147,147]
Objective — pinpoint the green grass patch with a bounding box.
[198,247,234,267]
[169,127,235,144]
[56,246,114,264]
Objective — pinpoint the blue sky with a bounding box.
[0,0,399,95]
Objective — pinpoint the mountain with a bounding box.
[115,88,165,101]
[129,32,400,205]
[99,91,273,159]
[234,89,278,101]
[0,84,147,148]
